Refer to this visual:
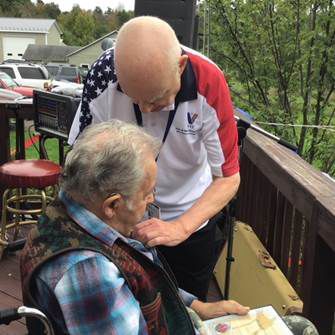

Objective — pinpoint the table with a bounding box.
[0,99,34,212]
[0,99,34,165]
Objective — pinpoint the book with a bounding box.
[202,305,293,334]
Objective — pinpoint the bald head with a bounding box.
[115,16,188,113]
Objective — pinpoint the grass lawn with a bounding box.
[10,129,67,164]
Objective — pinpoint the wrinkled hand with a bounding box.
[132,218,190,247]
[191,300,250,320]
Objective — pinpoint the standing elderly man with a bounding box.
[20,121,249,335]
[68,16,240,300]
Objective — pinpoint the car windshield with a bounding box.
[46,65,60,77]
[59,67,77,76]
[17,67,46,79]
[0,72,17,88]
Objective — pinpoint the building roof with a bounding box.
[23,44,80,62]
[0,17,62,34]
[67,30,117,57]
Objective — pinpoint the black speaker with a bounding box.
[134,0,197,47]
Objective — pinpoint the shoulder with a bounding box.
[88,48,117,81]
[36,250,144,335]
[184,47,230,103]
[37,250,121,290]
[83,48,118,98]
[184,47,224,81]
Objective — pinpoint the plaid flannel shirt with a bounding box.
[34,191,197,335]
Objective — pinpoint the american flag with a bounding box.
[79,49,117,132]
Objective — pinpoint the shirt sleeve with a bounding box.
[188,50,239,178]
[68,50,117,145]
[53,255,148,335]
[178,288,198,307]
[201,71,239,178]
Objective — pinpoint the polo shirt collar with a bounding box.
[175,49,198,103]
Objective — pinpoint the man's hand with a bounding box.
[190,299,250,320]
[133,218,190,247]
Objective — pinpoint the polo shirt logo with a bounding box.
[187,112,198,125]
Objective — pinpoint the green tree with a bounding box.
[0,0,32,16]
[116,9,133,27]
[41,1,61,19]
[105,8,120,32]
[93,6,109,39]
[58,6,95,46]
[203,0,335,176]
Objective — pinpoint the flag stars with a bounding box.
[95,87,102,96]
[104,65,111,73]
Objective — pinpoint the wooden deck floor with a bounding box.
[0,237,222,334]
[0,251,26,335]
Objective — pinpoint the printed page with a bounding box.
[203,305,293,334]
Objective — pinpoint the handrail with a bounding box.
[236,128,335,335]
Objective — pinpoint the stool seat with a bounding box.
[0,160,61,189]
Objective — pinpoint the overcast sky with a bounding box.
[40,0,135,12]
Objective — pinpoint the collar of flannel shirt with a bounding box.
[58,190,158,262]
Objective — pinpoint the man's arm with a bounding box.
[134,63,239,247]
[133,172,240,247]
[38,253,147,335]
[179,287,249,320]
[190,299,249,320]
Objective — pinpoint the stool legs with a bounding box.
[0,187,55,260]
[13,188,22,241]
[0,189,10,259]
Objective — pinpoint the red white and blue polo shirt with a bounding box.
[68,46,239,224]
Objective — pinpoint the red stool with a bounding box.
[0,160,61,258]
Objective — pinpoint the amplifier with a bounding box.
[33,90,81,140]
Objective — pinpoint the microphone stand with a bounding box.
[223,114,297,300]
[234,115,298,152]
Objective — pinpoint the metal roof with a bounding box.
[0,17,61,33]
[67,30,117,57]
[23,44,80,62]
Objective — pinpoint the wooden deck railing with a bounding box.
[236,128,335,335]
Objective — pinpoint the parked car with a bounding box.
[78,66,89,81]
[0,63,49,89]
[0,71,33,97]
[45,63,82,84]
[45,63,61,77]
[50,81,83,97]
[0,88,27,101]
[2,59,28,64]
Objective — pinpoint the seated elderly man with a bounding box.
[20,120,249,335]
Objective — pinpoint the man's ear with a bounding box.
[102,194,121,219]
[178,54,188,75]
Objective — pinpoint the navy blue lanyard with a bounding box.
[133,103,179,145]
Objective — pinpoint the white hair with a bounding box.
[60,120,160,203]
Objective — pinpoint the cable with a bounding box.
[28,124,41,154]
[255,121,335,132]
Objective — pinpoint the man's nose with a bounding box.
[138,102,154,113]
